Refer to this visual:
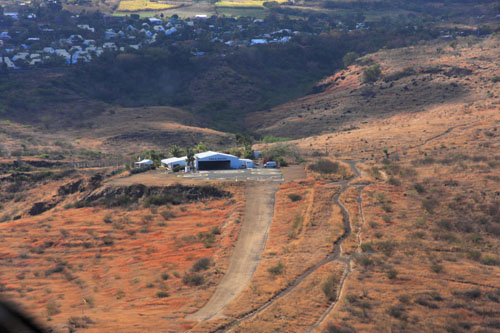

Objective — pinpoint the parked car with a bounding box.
[264,161,277,168]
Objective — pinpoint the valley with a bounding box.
[0,1,500,332]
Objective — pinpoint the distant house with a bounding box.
[148,17,162,25]
[4,12,19,20]
[12,52,29,61]
[161,157,186,169]
[68,35,83,44]
[250,39,267,45]
[77,24,95,33]
[0,57,17,69]
[105,29,118,40]
[102,42,117,51]
[135,159,154,167]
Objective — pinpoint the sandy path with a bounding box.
[187,181,279,322]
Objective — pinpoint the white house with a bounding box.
[77,24,95,32]
[148,17,162,25]
[0,57,16,69]
[134,159,154,167]
[161,156,186,169]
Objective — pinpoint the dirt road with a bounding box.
[187,181,280,322]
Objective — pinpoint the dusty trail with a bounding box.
[187,182,279,322]
[213,161,364,333]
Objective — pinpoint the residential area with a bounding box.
[0,0,340,70]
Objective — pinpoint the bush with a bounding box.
[161,273,170,280]
[68,316,94,329]
[360,242,373,252]
[387,305,406,319]
[308,159,339,174]
[363,64,382,83]
[430,263,444,273]
[182,273,204,286]
[157,291,169,298]
[288,194,302,202]
[492,76,500,83]
[103,213,113,224]
[388,177,401,186]
[160,210,176,221]
[481,256,499,266]
[268,262,284,275]
[422,198,438,214]
[343,51,358,67]
[192,258,211,272]
[322,273,339,301]
[386,268,398,279]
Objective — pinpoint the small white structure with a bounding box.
[239,159,253,169]
[161,157,186,169]
[0,57,16,69]
[148,17,162,25]
[135,159,154,167]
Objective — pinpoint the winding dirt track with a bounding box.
[187,182,280,322]
[209,161,365,333]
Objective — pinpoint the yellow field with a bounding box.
[216,0,287,8]
[117,0,177,12]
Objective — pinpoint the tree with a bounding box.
[343,51,358,67]
[193,141,207,154]
[170,145,183,157]
[362,64,381,83]
[185,147,195,170]
[243,142,254,160]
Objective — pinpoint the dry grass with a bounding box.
[116,0,177,11]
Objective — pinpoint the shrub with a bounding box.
[343,51,358,67]
[161,273,170,280]
[360,242,373,252]
[46,301,60,316]
[268,262,284,275]
[386,268,398,279]
[388,177,401,186]
[323,323,355,333]
[463,288,481,299]
[156,291,169,298]
[381,204,392,213]
[192,258,211,272]
[355,256,373,268]
[492,76,500,83]
[160,210,176,221]
[182,273,204,286]
[430,263,444,273]
[376,241,397,257]
[467,250,481,261]
[481,256,499,266]
[422,198,438,214]
[68,316,94,329]
[103,213,113,224]
[387,305,406,319]
[288,194,302,202]
[322,273,339,301]
[363,64,382,83]
[308,159,339,174]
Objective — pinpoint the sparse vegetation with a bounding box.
[268,262,284,276]
[362,64,382,83]
[191,258,211,272]
[322,273,339,301]
[288,194,302,202]
[182,273,204,286]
